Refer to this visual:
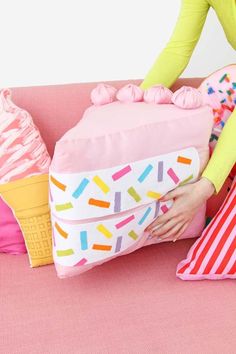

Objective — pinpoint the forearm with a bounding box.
[140,0,210,90]
[139,49,191,89]
[202,109,236,193]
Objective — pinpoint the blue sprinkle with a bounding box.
[208,87,215,95]
[138,207,152,225]
[221,121,225,128]
[138,164,153,183]
[72,178,89,198]
[80,231,88,250]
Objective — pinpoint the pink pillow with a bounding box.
[0,196,26,254]
[49,83,214,278]
[176,177,236,280]
[0,88,52,266]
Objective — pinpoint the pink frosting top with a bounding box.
[0,88,51,183]
[171,86,203,109]
[90,83,117,106]
[116,84,144,103]
[144,85,173,104]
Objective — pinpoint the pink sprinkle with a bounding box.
[167,168,180,184]
[161,205,169,214]
[112,165,131,181]
[74,258,87,266]
[115,215,135,229]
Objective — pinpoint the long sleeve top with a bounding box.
[140,0,236,193]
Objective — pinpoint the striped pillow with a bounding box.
[176,178,236,280]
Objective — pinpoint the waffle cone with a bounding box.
[0,174,53,267]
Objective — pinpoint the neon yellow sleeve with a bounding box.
[139,0,210,90]
[202,109,236,193]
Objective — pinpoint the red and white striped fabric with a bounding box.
[176,178,236,280]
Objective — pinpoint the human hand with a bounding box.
[145,177,215,242]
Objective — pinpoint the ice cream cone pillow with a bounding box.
[49,83,214,278]
[0,88,53,267]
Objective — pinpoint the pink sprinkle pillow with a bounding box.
[49,84,214,278]
[176,177,236,280]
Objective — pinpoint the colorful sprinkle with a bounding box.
[220,98,226,104]
[161,205,169,214]
[153,200,160,219]
[92,175,110,194]
[207,87,215,94]
[127,186,141,202]
[138,164,153,182]
[179,174,193,186]
[112,165,131,181]
[115,236,122,252]
[80,231,88,250]
[114,192,121,212]
[50,175,66,191]
[157,161,164,182]
[72,178,89,198]
[147,191,161,199]
[232,82,236,89]
[227,88,234,96]
[167,168,180,184]
[177,156,192,165]
[138,207,152,225]
[88,198,110,208]
[92,244,112,251]
[210,134,219,142]
[74,258,87,266]
[55,202,73,211]
[128,230,138,240]
[219,73,229,83]
[57,249,74,256]
[115,215,135,229]
[96,224,113,238]
[218,89,223,93]
[55,222,68,239]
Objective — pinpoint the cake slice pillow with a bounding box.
[0,88,53,267]
[49,83,214,278]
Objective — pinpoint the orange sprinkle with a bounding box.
[55,222,68,239]
[50,175,66,191]
[92,244,112,251]
[88,198,110,208]
[177,156,192,165]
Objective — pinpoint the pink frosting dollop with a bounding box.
[143,84,173,104]
[171,86,203,109]
[116,84,144,103]
[90,83,117,106]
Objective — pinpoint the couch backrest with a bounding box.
[10,78,204,157]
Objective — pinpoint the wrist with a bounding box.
[197,177,216,200]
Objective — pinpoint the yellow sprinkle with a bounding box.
[146,191,162,199]
[93,175,110,194]
[96,224,113,238]
[128,230,138,240]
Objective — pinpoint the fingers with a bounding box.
[147,204,180,231]
[160,187,183,202]
[151,220,186,241]
[150,215,184,237]
[172,221,190,242]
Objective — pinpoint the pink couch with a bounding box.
[1,78,235,354]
